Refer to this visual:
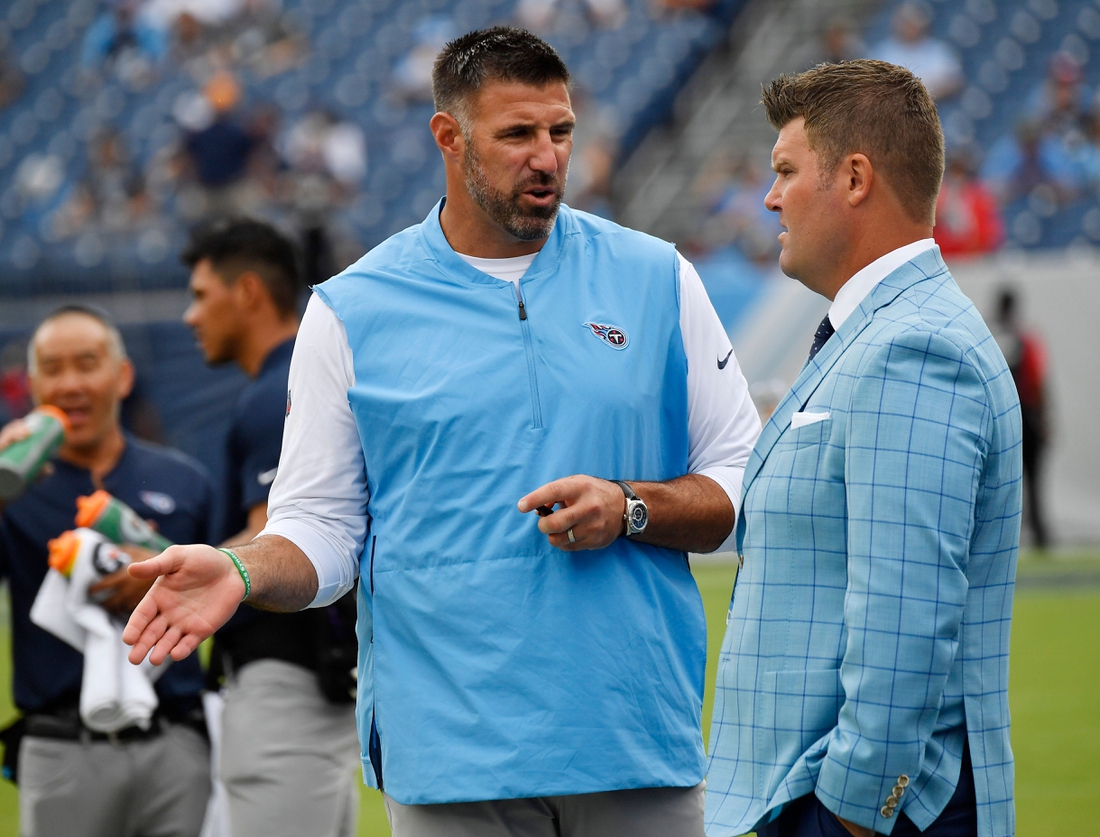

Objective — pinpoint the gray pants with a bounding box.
[19,722,211,837]
[220,659,361,837]
[383,781,706,837]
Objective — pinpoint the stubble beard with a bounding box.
[463,140,565,242]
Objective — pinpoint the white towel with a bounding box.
[30,528,161,733]
[29,569,87,650]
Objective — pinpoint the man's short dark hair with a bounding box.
[181,219,300,316]
[432,26,570,129]
[762,59,944,225]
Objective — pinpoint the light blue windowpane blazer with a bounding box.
[706,248,1021,837]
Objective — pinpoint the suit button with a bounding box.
[897,775,910,788]
[893,784,906,797]
[738,553,744,569]
[881,807,893,818]
[886,797,898,809]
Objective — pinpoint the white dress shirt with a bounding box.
[828,238,937,329]
[262,252,762,606]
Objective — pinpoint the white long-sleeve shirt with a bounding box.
[262,253,762,606]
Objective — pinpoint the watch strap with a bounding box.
[613,480,638,501]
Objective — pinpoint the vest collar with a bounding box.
[418,198,574,287]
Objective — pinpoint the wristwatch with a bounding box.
[614,481,648,538]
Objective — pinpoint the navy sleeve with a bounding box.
[233,391,285,512]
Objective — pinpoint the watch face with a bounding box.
[628,501,648,533]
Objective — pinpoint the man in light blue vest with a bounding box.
[123,26,762,837]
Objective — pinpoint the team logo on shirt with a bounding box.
[286,388,292,417]
[583,322,629,350]
[139,491,176,515]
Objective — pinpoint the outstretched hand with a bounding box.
[518,475,625,551]
[123,544,246,666]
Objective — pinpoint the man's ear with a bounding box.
[430,111,464,165]
[846,153,873,208]
[235,270,267,311]
[116,358,135,401]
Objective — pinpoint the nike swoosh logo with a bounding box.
[717,348,733,370]
[258,467,278,486]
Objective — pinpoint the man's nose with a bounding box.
[764,181,781,213]
[54,367,86,393]
[529,133,559,174]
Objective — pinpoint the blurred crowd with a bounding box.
[4,0,372,280]
[6,0,1095,274]
[1,0,730,280]
[688,1,1100,265]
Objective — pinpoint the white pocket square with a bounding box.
[790,411,830,429]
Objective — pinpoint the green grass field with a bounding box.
[1,550,1096,836]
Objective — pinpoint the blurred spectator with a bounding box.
[169,11,221,70]
[651,0,717,14]
[180,70,257,218]
[516,0,628,32]
[392,17,455,102]
[1026,52,1092,142]
[392,20,449,100]
[280,109,367,285]
[934,149,1003,257]
[794,17,865,70]
[0,340,30,426]
[992,288,1050,549]
[870,2,961,100]
[281,110,367,192]
[228,0,306,79]
[569,138,616,219]
[0,44,24,110]
[567,89,618,219]
[819,19,864,64]
[144,0,244,28]
[242,101,284,198]
[52,130,150,237]
[981,119,1079,206]
[82,0,168,89]
[14,154,65,214]
[693,152,780,262]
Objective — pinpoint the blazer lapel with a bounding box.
[739,248,951,502]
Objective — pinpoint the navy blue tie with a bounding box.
[807,315,835,362]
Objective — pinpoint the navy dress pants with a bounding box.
[758,746,977,837]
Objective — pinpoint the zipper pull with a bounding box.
[518,299,527,320]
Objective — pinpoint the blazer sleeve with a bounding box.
[815,328,993,831]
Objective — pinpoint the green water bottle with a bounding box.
[0,406,70,501]
[75,490,174,553]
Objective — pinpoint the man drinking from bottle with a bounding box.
[0,305,213,837]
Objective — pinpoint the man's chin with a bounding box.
[777,249,797,279]
[505,206,560,241]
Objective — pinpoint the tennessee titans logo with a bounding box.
[583,322,629,350]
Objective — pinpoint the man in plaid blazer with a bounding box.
[705,62,1022,837]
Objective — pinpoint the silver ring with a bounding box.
[567,528,576,543]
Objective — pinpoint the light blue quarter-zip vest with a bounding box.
[314,201,706,805]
